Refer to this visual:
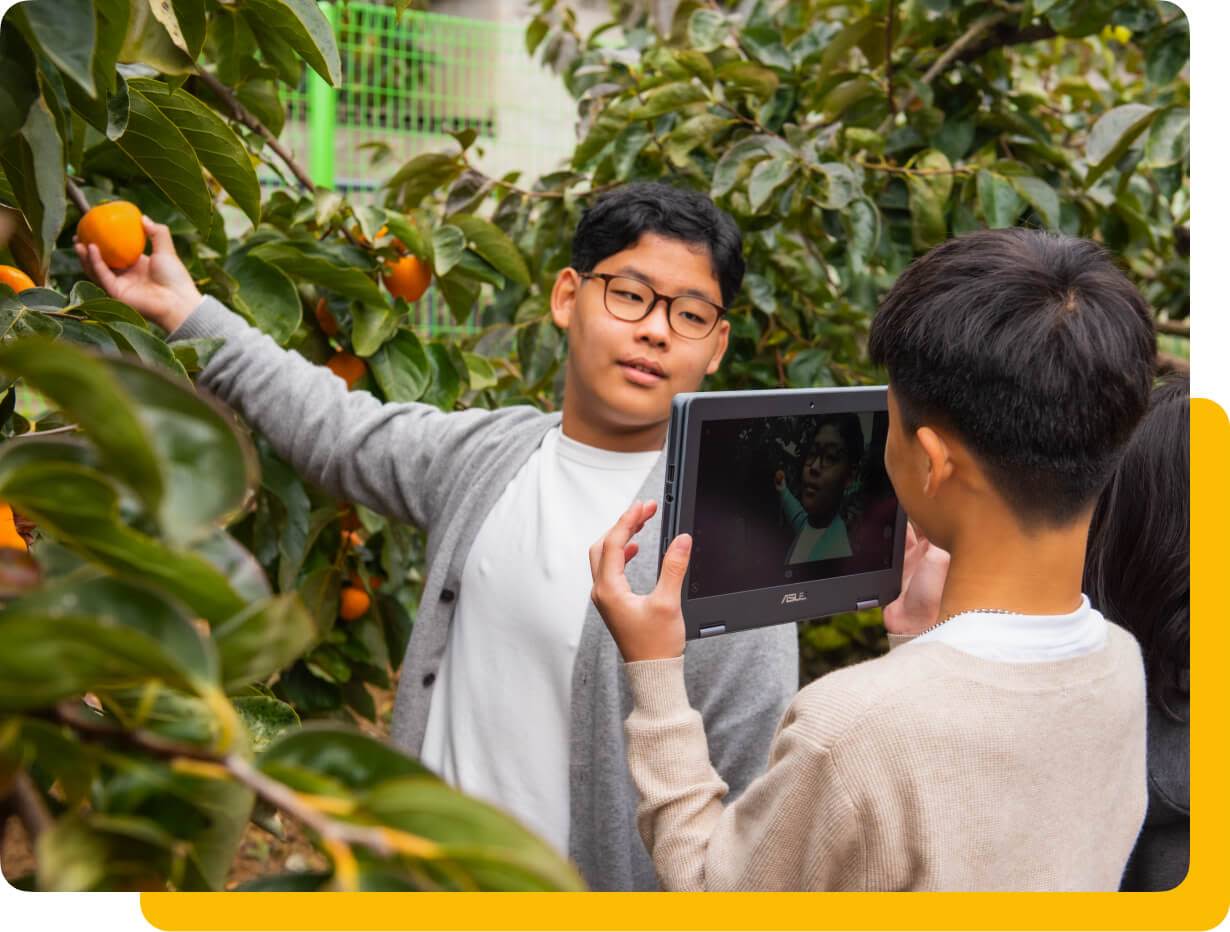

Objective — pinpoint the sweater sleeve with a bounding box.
[169,296,491,530]
[623,657,863,891]
[778,484,808,533]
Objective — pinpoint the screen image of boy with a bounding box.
[688,411,896,600]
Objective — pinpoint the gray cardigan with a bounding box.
[171,298,798,891]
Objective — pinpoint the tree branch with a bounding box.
[1157,351,1189,375]
[885,0,897,120]
[10,771,52,845]
[194,70,317,194]
[53,701,441,888]
[884,11,1010,130]
[1156,319,1189,337]
[953,21,1060,67]
[65,178,90,215]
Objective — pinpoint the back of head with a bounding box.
[570,182,745,306]
[1084,376,1189,719]
[868,227,1157,528]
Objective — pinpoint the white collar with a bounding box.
[911,595,1108,663]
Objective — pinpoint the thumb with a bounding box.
[653,533,692,607]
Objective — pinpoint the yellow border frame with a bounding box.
[130,400,1227,930]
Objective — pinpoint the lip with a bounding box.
[617,357,667,386]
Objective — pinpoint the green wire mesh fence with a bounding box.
[259,4,577,335]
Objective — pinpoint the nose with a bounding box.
[632,296,671,349]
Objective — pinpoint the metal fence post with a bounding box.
[308,1,338,189]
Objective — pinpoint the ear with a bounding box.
[704,318,731,375]
[551,268,580,330]
[915,426,954,498]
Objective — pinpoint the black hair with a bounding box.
[810,413,865,470]
[868,228,1156,527]
[570,181,745,306]
[1084,375,1189,720]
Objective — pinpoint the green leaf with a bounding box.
[906,150,953,251]
[385,152,462,209]
[212,594,319,692]
[437,272,480,324]
[431,225,466,278]
[0,338,163,515]
[16,0,97,97]
[977,170,1024,228]
[351,302,400,357]
[665,113,733,166]
[744,273,776,314]
[359,778,584,891]
[1143,107,1189,168]
[1007,176,1061,229]
[450,214,531,287]
[611,123,651,178]
[172,0,207,59]
[844,197,880,268]
[91,0,129,95]
[260,726,437,795]
[711,134,777,198]
[787,348,835,388]
[747,156,795,212]
[225,252,301,345]
[687,9,727,52]
[106,321,192,381]
[118,0,194,75]
[632,81,707,120]
[0,606,212,710]
[463,352,498,392]
[716,61,780,101]
[241,0,341,85]
[110,355,259,544]
[1084,104,1158,187]
[9,574,219,684]
[573,112,627,169]
[422,342,463,410]
[382,211,431,262]
[813,161,861,209]
[233,696,300,753]
[126,78,262,225]
[0,25,40,141]
[0,98,66,271]
[113,86,213,232]
[370,330,431,403]
[250,240,387,307]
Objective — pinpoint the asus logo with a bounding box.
[780,591,807,604]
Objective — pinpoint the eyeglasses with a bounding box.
[578,272,726,340]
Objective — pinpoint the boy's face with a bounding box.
[801,425,852,522]
[551,233,731,434]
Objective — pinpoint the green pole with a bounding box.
[308,1,338,189]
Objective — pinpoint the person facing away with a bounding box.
[1084,375,1190,891]
[588,227,1157,891]
[75,182,798,891]
[773,414,864,563]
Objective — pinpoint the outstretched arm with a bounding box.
[76,218,472,529]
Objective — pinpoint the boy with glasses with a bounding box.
[774,414,864,563]
[76,182,797,891]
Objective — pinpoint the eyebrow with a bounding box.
[611,265,721,304]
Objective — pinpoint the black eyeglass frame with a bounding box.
[577,271,728,340]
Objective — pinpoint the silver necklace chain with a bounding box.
[915,607,1018,638]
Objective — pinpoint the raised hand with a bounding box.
[74,216,203,333]
[588,499,690,662]
[882,522,950,635]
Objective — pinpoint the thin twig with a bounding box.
[65,178,90,215]
[194,70,316,193]
[458,153,618,202]
[855,157,972,177]
[29,423,82,437]
[880,11,1010,134]
[1156,319,1189,337]
[11,771,53,844]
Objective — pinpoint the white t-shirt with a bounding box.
[911,595,1108,662]
[419,427,660,854]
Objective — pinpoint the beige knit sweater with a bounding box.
[623,625,1147,891]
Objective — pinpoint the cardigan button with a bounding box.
[422,672,436,687]
[440,588,456,603]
